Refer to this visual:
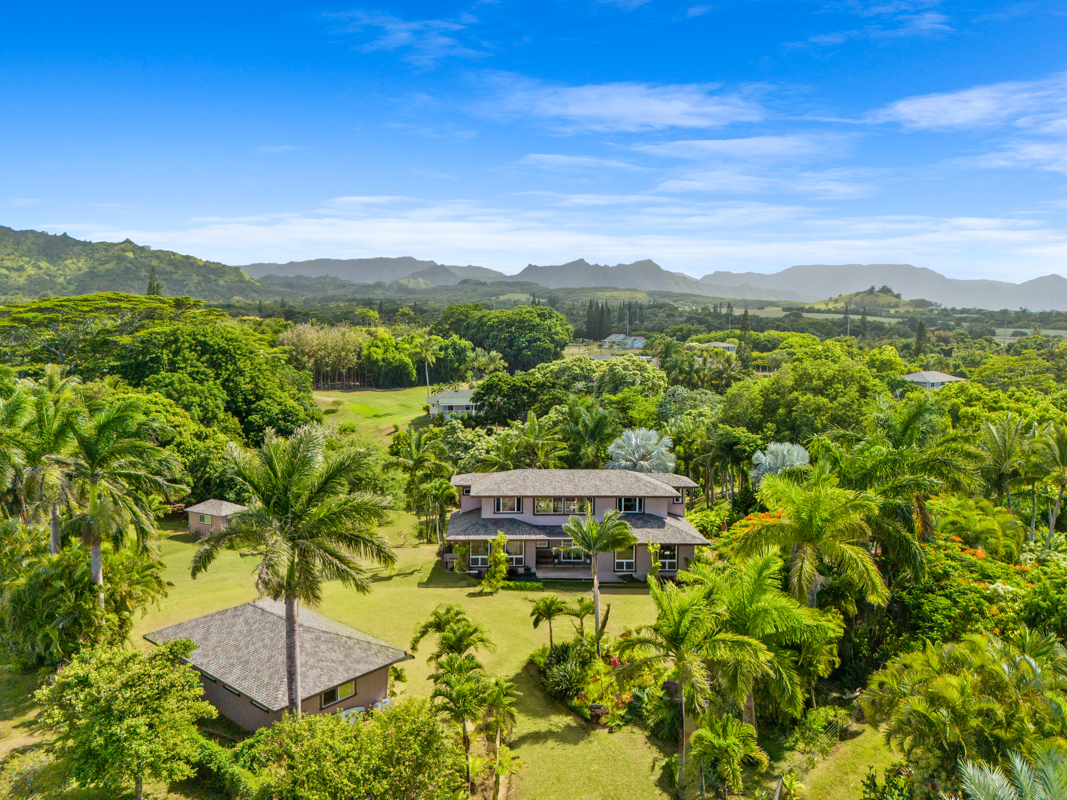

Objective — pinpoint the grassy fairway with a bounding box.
[313,386,431,444]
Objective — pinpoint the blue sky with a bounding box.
[2,1,1067,280]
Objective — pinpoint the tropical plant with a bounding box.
[566,596,596,636]
[561,510,636,650]
[561,397,619,469]
[483,676,520,800]
[1034,422,1067,550]
[981,411,1027,511]
[606,428,677,473]
[617,579,769,800]
[191,425,394,714]
[432,668,488,789]
[413,335,442,401]
[689,715,769,799]
[750,442,810,488]
[739,464,886,608]
[954,743,1067,800]
[34,639,216,800]
[411,603,471,652]
[67,396,183,608]
[530,595,569,647]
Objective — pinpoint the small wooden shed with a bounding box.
[185,499,248,538]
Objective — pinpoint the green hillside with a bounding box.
[809,284,938,312]
[0,226,271,301]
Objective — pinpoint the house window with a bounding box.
[673,491,683,505]
[660,545,678,571]
[469,540,490,568]
[614,546,636,573]
[462,486,471,496]
[321,680,356,708]
[558,540,584,562]
[495,497,522,514]
[535,497,564,515]
[198,513,212,524]
[564,497,594,515]
[616,497,644,514]
[505,540,524,566]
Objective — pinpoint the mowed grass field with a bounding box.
[313,386,431,444]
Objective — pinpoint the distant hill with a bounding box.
[0,226,268,301]
[504,259,810,301]
[700,264,1067,311]
[239,257,506,284]
[809,286,938,312]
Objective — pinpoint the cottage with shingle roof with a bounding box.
[145,599,412,731]
[185,499,247,538]
[446,469,707,581]
[901,370,966,390]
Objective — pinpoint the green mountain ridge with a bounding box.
[0,226,272,301]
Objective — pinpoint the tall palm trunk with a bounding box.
[1031,483,1038,543]
[677,677,686,800]
[493,723,503,800]
[461,718,472,788]
[1049,484,1065,551]
[591,557,602,655]
[50,501,62,555]
[285,595,302,715]
[425,361,431,401]
[743,690,756,733]
[548,619,554,648]
[85,484,104,609]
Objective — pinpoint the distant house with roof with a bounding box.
[705,342,737,353]
[428,389,477,420]
[445,469,707,581]
[145,599,411,731]
[602,335,646,349]
[185,499,247,538]
[902,370,966,390]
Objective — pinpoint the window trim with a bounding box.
[558,540,585,563]
[469,540,490,568]
[322,679,356,709]
[564,497,595,515]
[250,699,271,712]
[504,540,524,566]
[534,497,564,515]
[673,491,684,505]
[222,683,241,696]
[198,513,212,524]
[462,486,471,496]
[614,545,636,573]
[494,497,523,514]
[659,545,678,572]
[616,497,644,514]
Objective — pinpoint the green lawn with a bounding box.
[313,386,431,444]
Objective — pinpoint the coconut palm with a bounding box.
[617,579,769,800]
[956,744,1067,800]
[566,596,595,637]
[20,366,81,554]
[750,443,810,489]
[1034,422,1067,550]
[561,398,619,469]
[530,595,569,647]
[480,433,523,473]
[512,411,565,469]
[67,397,183,608]
[433,620,495,662]
[689,715,769,799]
[681,549,844,731]
[191,425,394,715]
[561,511,636,648]
[418,478,458,548]
[982,411,1026,511]
[606,428,677,473]
[483,676,520,799]
[411,603,470,651]
[739,464,885,608]
[432,668,488,789]
[413,335,442,401]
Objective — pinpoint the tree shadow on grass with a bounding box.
[509,666,594,749]
[167,531,200,545]
[369,567,424,583]
[417,562,475,589]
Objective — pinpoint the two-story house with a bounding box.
[444,469,708,581]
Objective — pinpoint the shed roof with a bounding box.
[144,599,411,711]
[445,508,709,546]
[450,469,693,497]
[901,371,965,383]
[429,389,475,403]
[185,499,247,517]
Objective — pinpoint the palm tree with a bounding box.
[433,620,494,661]
[432,669,488,789]
[418,478,458,548]
[0,385,31,514]
[689,715,769,799]
[606,428,677,473]
[562,511,636,647]
[982,411,1026,511]
[681,549,844,731]
[750,443,810,489]
[512,411,565,469]
[956,744,1067,800]
[617,579,769,800]
[480,433,523,473]
[21,366,80,554]
[566,596,595,637]
[483,676,520,799]
[530,595,569,647]
[68,397,183,607]
[472,349,507,384]
[561,399,619,469]
[1034,423,1067,550]
[739,464,885,608]
[191,425,394,715]
[387,428,449,534]
[413,335,442,401]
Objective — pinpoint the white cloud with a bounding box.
[518,153,646,171]
[873,71,1067,130]
[479,74,764,133]
[329,10,486,67]
[687,5,715,17]
[9,198,41,207]
[634,134,845,161]
[656,167,875,199]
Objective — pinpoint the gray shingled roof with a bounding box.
[185,499,248,516]
[902,371,965,383]
[445,508,709,546]
[429,389,475,403]
[450,469,687,498]
[144,599,411,711]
